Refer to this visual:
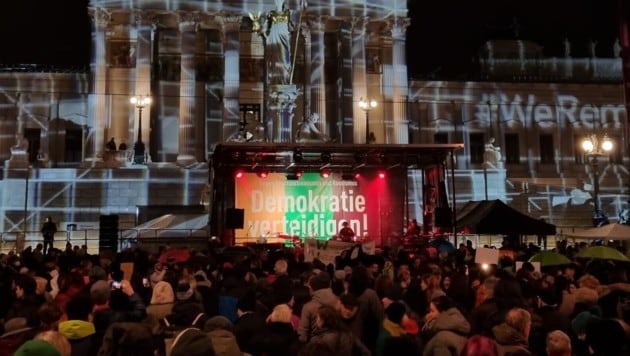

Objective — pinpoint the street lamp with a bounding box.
[359,97,377,144]
[130,95,151,164]
[581,133,613,226]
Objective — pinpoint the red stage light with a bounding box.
[378,170,386,179]
[320,169,331,178]
[295,170,303,178]
[257,169,269,178]
[354,172,361,179]
[234,169,245,179]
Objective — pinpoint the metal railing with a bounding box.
[0,228,210,254]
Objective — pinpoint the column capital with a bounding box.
[218,13,242,32]
[387,17,410,39]
[88,8,110,31]
[351,16,369,34]
[132,10,157,27]
[306,15,328,32]
[178,11,200,32]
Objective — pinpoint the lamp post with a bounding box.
[359,97,377,144]
[130,95,151,164]
[581,133,613,226]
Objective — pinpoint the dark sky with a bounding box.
[0,0,621,77]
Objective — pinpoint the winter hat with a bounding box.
[1,317,31,337]
[13,339,60,356]
[571,307,602,335]
[170,328,215,356]
[385,302,407,324]
[90,280,111,305]
[89,266,107,282]
[151,281,175,305]
[269,304,292,324]
[176,282,194,301]
[203,316,233,332]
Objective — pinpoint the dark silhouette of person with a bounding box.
[106,137,117,151]
[118,140,128,151]
[41,216,57,255]
[338,221,355,242]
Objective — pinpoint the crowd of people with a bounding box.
[0,238,629,356]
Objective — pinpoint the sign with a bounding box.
[475,247,499,265]
[234,172,403,244]
[303,239,375,265]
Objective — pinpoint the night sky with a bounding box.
[0,0,621,77]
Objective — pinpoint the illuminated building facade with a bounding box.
[0,1,627,247]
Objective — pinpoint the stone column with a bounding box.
[269,85,298,142]
[352,17,368,144]
[220,15,242,142]
[306,16,328,140]
[177,15,198,166]
[389,17,410,144]
[133,11,154,160]
[300,23,312,125]
[86,8,109,166]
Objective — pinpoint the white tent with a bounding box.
[564,224,630,240]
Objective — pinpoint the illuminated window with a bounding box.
[469,133,484,164]
[504,133,520,164]
[539,134,555,164]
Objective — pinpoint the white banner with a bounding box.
[303,239,375,265]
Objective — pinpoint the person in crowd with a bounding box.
[375,301,418,356]
[203,315,242,356]
[106,137,117,151]
[492,307,532,356]
[53,271,85,314]
[338,222,355,242]
[97,322,155,356]
[347,265,383,350]
[13,339,63,356]
[34,331,72,356]
[233,290,266,354]
[58,295,98,356]
[460,335,499,356]
[250,303,301,356]
[421,295,470,356]
[306,305,369,356]
[41,216,58,256]
[146,281,176,322]
[271,259,293,306]
[290,284,311,330]
[7,274,43,326]
[298,272,339,343]
[545,330,572,356]
[0,317,39,356]
[37,302,63,331]
[169,327,216,356]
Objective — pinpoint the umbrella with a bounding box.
[576,246,630,262]
[158,248,191,264]
[430,239,456,254]
[565,224,630,240]
[528,251,572,267]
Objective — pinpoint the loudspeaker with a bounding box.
[225,208,244,229]
[435,207,453,227]
[99,214,119,252]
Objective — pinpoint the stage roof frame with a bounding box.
[211,142,464,172]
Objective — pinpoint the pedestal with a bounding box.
[269,84,299,143]
[5,149,29,169]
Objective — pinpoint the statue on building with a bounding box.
[250,0,300,85]
[295,113,330,143]
[614,38,622,58]
[484,137,502,166]
[564,38,571,57]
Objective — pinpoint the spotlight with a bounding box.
[320,169,331,179]
[377,170,386,179]
[320,152,331,163]
[286,169,302,180]
[234,169,245,179]
[256,168,269,178]
[293,149,303,163]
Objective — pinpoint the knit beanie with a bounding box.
[14,339,60,356]
[170,328,215,356]
[151,281,175,305]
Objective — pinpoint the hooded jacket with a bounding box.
[492,322,532,356]
[297,288,339,342]
[422,307,471,356]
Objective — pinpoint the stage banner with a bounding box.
[234,172,403,244]
[303,239,375,265]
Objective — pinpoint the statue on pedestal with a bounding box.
[484,137,502,167]
[295,113,330,143]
